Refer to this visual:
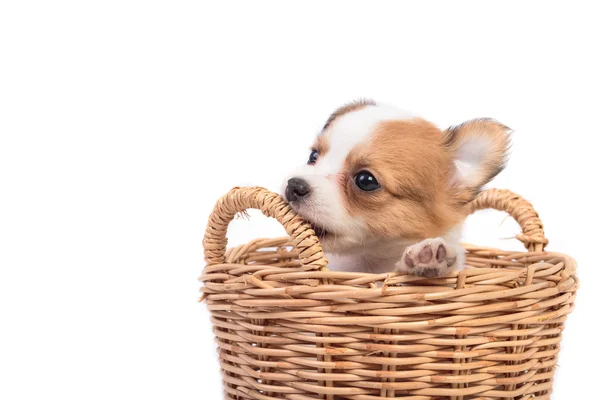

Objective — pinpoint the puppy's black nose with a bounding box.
[286,178,310,202]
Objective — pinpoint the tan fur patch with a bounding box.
[340,119,467,240]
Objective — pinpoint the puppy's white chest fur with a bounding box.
[324,226,464,277]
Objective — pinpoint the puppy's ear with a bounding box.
[444,118,511,195]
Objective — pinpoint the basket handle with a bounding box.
[203,186,327,269]
[468,189,548,252]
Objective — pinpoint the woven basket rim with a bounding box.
[203,186,567,274]
[209,237,577,277]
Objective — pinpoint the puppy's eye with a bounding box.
[354,171,380,191]
[307,149,319,165]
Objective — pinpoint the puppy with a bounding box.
[282,99,510,278]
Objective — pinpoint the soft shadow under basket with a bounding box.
[200,187,578,400]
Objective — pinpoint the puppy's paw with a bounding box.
[396,238,458,278]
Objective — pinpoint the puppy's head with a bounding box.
[283,100,510,255]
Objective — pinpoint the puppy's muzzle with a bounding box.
[285,177,310,202]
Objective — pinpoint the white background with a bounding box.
[1,1,597,399]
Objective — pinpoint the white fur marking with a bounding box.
[318,105,415,175]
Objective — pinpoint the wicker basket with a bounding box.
[200,187,578,400]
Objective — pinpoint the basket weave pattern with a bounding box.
[201,187,578,400]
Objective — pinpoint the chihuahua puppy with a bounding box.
[282,100,510,278]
